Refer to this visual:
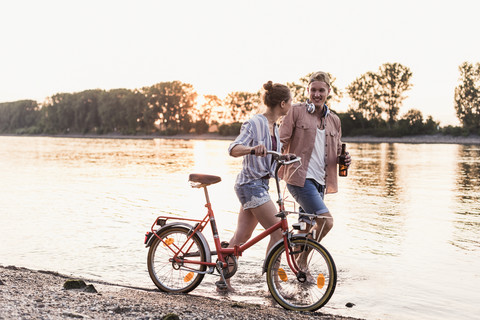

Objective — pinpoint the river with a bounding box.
[0,136,479,320]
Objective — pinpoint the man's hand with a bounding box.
[345,152,352,166]
[280,153,296,161]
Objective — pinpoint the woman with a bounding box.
[218,81,292,292]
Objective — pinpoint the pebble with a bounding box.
[0,265,362,320]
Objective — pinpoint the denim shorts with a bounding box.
[287,179,329,225]
[235,178,271,210]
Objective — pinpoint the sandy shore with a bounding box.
[0,265,363,320]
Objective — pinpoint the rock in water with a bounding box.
[162,313,180,320]
[83,284,98,293]
[63,279,87,290]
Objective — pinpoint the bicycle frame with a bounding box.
[145,151,338,312]
[149,152,302,276]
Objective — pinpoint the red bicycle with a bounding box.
[144,151,337,311]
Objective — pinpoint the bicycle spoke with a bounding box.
[147,226,207,293]
[266,238,336,311]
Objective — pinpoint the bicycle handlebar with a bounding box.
[249,149,301,165]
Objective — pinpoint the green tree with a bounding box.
[397,109,424,135]
[191,94,224,134]
[224,91,260,123]
[197,95,222,125]
[41,93,76,133]
[375,63,413,125]
[0,100,39,133]
[346,72,383,128]
[142,81,197,134]
[98,89,145,134]
[396,109,439,136]
[347,63,413,128]
[98,89,124,133]
[71,90,102,134]
[454,61,480,133]
[121,89,147,134]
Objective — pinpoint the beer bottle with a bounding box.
[338,143,348,177]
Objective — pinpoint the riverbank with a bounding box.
[0,265,362,320]
[342,134,480,145]
[2,133,480,144]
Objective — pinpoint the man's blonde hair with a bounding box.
[309,71,330,87]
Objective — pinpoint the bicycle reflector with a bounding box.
[163,238,174,247]
[317,274,325,289]
[184,272,194,282]
[144,232,152,245]
[277,268,288,282]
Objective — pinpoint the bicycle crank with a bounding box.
[216,254,238,279]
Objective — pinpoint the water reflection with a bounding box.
[382,144,400,198]
[453,145,480,251]
[342,143,405,256]
[35,138,199,173]
[349,143,401,197]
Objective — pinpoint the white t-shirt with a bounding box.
[306,128,326,185]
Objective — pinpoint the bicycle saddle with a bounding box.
[188,174,221,187]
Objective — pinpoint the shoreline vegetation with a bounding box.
[2,133,480,145]
[3,63,480,145]
[0,265,363,320]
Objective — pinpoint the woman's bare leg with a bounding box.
[217,206,258,292]
[218,201,282,292]
[250,200,282,253]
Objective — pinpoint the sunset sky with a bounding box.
[1,0,479,126]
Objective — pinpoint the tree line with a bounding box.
[1,62,479,137]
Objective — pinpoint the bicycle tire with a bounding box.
[147,226,207,293]
[265,238,337,311]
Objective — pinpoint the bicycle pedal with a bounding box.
[215,281,227,290]
[221,241,229,248]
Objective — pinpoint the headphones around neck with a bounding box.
[306,99,315,114]
[306,100,328,117]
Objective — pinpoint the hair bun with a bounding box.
[261,81,290,109]
[263,81,273,92]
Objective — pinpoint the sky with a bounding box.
[1,0,479,126]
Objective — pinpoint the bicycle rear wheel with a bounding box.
[265,238,336,311]
[147,226,207,293]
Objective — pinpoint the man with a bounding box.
[280,71,351,242]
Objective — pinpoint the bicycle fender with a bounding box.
[145,222,212,264]
[262,234,309,274]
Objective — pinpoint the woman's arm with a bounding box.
[230,144,267,157]
[228,119,268,157]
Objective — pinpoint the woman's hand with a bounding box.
[250,144,267,157]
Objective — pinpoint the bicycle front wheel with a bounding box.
[147,226,207,293]
[265,238,337,311]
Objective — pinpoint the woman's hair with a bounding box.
[262,81,291,108]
